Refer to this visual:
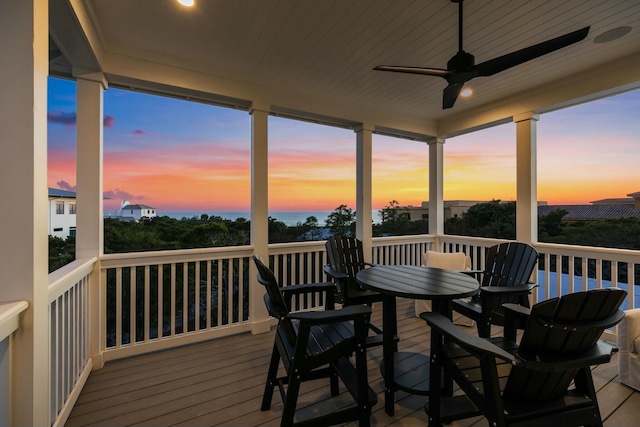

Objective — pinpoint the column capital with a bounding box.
[426,136,446,145]
[353,122,375,133]
[513,112,540,123]
[73,68,108,89]
[249,101,270,115]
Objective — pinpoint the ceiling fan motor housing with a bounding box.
[447,50,475,72]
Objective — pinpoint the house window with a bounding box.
[56,201,64,214]
[69,227,76,237]
[53,227,63,232]
[70,203,77,214]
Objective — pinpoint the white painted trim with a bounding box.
[101,323,253,362]
[50,358,92,427]
[0,301,29,343]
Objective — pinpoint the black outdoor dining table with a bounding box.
[356,264,479,416]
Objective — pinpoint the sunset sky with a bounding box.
[47,77,640,214]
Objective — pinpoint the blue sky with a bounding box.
[47,77,640,212]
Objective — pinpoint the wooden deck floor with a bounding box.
[66,299,640,427]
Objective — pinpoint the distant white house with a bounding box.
[48,188,77,239]
[120,201,157,221]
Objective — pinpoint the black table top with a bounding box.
[356,265,479,300]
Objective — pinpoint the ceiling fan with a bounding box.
[374,0,590,109]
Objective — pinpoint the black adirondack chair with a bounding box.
[253,255,376,427]
[452,241,539,337]
[423,287,627,427]
[323,235,385,347]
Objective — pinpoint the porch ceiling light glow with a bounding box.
[178,0,195,7]
[460,88,472,97]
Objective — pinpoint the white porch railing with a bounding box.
[30,235,638,427]
[47,257,96,427]
[0,300,29,427]
[99,246,254,361]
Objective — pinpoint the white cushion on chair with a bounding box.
[618,308,640,391]
[415,251,475,326]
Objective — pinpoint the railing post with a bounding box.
[250,102,271,334]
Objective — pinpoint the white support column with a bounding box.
[74,70,107,368]
[514,112,539,244]
[428,137,446,248]
[0,1,49,425]
[250,102,271,334]
[355,124,374,261]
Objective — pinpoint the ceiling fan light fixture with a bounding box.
[178,0,195,7]
[460,88,473,98]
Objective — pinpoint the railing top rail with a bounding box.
[100,245,255,268]
[48,257,97,303]
[0,300,29,342]
[534,242,640,261]
[372,234,435,243]
[268,240,327,254]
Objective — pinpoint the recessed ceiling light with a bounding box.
[178,0,195,7]
[460,88,473,98]
[594,26,632,44]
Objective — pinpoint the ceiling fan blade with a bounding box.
[374,65,450,78]
[443,82,465,109]
[475,26,590,76]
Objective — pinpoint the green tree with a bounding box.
[539,208,568,239]
[326,204,355,237]
[444,200,516,239]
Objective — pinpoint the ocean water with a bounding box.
[161,211,383,226]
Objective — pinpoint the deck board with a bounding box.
[66,298,640,427]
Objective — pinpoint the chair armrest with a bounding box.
[421,312,516,363]
[281,281,337,310]
[281,281,337,296]
[518,341,617,372]
[323,264,348,280]
[290,304,372,325]
[480,283,537,295]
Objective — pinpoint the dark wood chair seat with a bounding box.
[253,255,376,427]
[423,287,627,427]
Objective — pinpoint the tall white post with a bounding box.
[355,124,374,261]
[428,137,446,248]
[514,112,539,244]
[249,102,271,334]
[75,71,107,368]
[0,1,49,425]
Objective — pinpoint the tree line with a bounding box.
[49,200,640,272]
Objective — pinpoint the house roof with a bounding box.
[122,204,155,210]
[49,0,640,138]
[48,188,76,199]
[538,204,640,221]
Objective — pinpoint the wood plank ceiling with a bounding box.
[53,0,640,134]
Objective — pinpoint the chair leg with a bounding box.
[574,367,604,427]
[281,372,301,427]
[330,370,339,396]
[355,337,371,427]
[262,342,281,411]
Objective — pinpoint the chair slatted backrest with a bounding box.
[480,242,539,306]
[326,235,366,286]
[504,288,627,401]
[252,255,298,345]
